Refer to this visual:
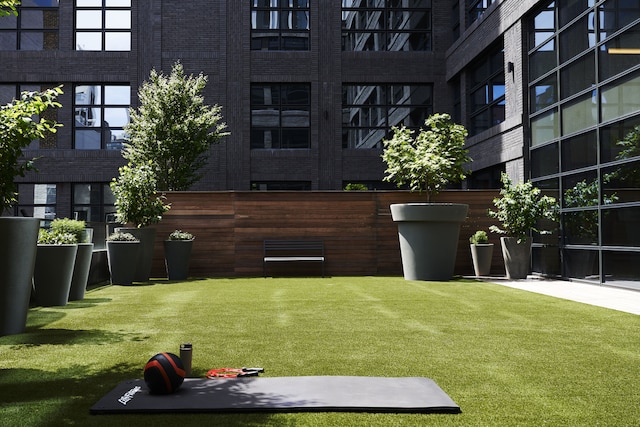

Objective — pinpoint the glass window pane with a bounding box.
[0,33,17,50]
[104,107,129,127]
[563,211,599,245]
[600,116,640,163]
[601,72,640,123]
[76,10,102,29]
[104,85,130,104]
[75,85,101,105]
[105,32,130,50]
[602,206,640,246]
[0,15,17,29]
[603,251,640,288]
[559,0,594,28]
[76,32,102,50]
[561,93,597,135]
[75,129,102,149]
[562,170,599,208]
[529,39,557,81]
[602,160,640,204]
[106,0,131,6]
[563,248,599,279]
[76,0,102,6]
[599,22,640,81]
[561,131,597,171]
[531,142,559,178]
[560,53,595,98]
[560,13,595,63]
[281,128,309,148]
[531,74,557,112]
[531,108,559,146]
[105,10,130,29]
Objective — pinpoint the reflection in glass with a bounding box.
[561,131,596,171]
[560,53,595,98]
[76,10,102,29]
[602,161,640,205]
[598,22,640,81]
[105,32,130,50]
[559,13,595,63]
[531,108,559,146]
[76,32,101,50]
[530,39,556,81]
[602,206,640,247]
[601,72,640,123]
[600,116,640,163]
[531,142,559,178]
[563,248,599,279]
[561,93,597,136]
[603,251,640,289]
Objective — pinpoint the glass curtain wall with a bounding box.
[528,0,640,290]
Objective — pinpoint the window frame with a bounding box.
[0,0,59,51]
[74,0,131,51]
[251,0,310,51]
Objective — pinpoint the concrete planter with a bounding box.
[500,237,531,280]
[164,240,194,280]
[34,244,79,306]
[69,242,95,300]
[115,227,156,282]
[470,243,494,277]
[106,241,141,285]
[0,217,39,336]
[390,203,468,281]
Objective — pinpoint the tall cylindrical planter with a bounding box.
[470,243,494,277]
[69,242,94,301]
[106,241,141,285]
[33,244,79,307]
[0,217,40,336]
[164,240,194,281]
[115,227,156,282]
[500,237,531,280]
[391,203,469,281]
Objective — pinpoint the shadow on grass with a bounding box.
[0,364,277,427]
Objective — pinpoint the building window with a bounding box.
[251,0,309,50]
[73,183,115,223]
[528,0,640,287]
[0,0,59,51]
[467,0,496,27]
[17,184,56,222]
[467,44,505,136]
[74,84,130,150]
[0,84,59,149]
[251,84,310,149]
[342,0,432,51]
[75,0,131,51]
[342,84,433,149]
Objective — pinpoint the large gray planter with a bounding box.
[69,242,94,301]
[0,217,39,336]
[115,227,156,282]
[470,243,494,277]
[500,237,531,280]
[390,203,469,281]
[164,240,194,281]
[34,244,78,306]
[106,241,141,285]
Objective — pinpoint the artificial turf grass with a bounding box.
[1,277,639,426]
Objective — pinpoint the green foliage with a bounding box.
[488,173,559,243]
[382,113,471,201]
[123,62,229,191]
[107,231,138,241]
[37,229,77,245]
[49,218,86,243]
[168,229,194,240]
[343,183,368,191]
[0,86,63,212]
[469,230,489,244]
[0,0,20,17]
[110,162,170,227]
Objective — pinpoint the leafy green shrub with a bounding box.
[49,218,86,243]
[488,173,559,243]
[469,230,489,244]
[38,229,77,245]
[107,231,138,242]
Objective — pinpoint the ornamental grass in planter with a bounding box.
[381,113,471,281]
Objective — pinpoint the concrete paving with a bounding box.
[485,276,640,315]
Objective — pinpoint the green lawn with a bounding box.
[1,277,639,426]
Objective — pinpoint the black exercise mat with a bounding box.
[90,376,461,414]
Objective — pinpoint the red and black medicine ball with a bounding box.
[143,352,186,394]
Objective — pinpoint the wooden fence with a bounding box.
[146,191,505,278]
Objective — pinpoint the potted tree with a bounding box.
[106,231,140,285]
[164,230,195,280]
[488,173,559,279]
[33,228,78,307]
[0,85,62,335]
[111,162,170,282]
[49,218,94,300]
[469,230,493,277]
[382,113,471,281]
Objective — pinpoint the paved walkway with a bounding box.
[485,276,640,315]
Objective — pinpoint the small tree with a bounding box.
[0,86,63,213]
[381,113,471,202]
[123,62,229,191]
[110,162,170,228]
[488,173,559,243]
